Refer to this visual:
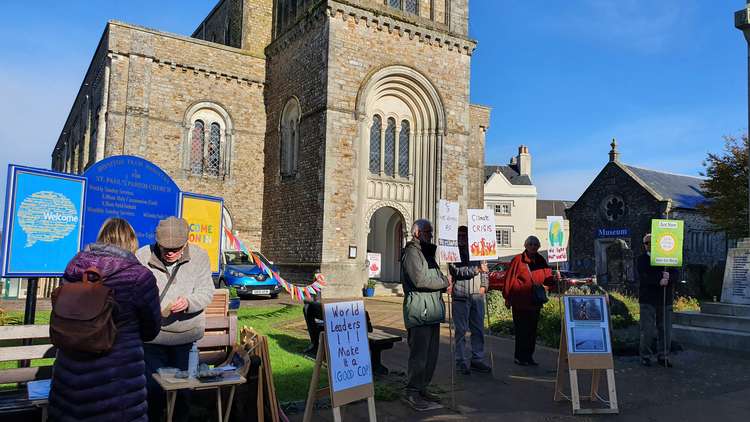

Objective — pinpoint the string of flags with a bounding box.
[223,227,326,301]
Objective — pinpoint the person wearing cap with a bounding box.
[136,216,215,422]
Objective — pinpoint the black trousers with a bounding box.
[144,343,192,422]
[406,324,441,394]
[512,308,540,362]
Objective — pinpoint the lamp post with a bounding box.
[737,2,750,235]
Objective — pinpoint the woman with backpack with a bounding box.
[48,218,162,422]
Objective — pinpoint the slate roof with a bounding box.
[484,165,533,185]
[623,165,706,209]
[536,200,575,219]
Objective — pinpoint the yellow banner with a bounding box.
[181,195,222,273]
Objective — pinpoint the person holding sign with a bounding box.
[448,226,491,375]
[401,219,450,411]
[637,234,678,368]
[502,236,559,366]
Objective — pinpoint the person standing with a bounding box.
[637,234,678,368]
[136,217,215,422]
[502,236,558,366]
[48,218,161,422]
[448,226,491,375]
[401,219,450,411]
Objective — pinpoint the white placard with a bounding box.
[324,301,373,393]
[467,208,498,261]
[564,296,611,354]
[547,216,567,263]
[366,253,381,278]
[437,199,461,262]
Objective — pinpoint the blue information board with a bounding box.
[83,156,179,249]
[1,166,87,277]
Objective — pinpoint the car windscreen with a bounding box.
[224,251,255,266]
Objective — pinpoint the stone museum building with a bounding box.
[50,0,490,296]
[567,140,727,293]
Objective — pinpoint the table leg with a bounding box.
[166,391,177,422]
[216,387,223,422]
[224,386,237,422]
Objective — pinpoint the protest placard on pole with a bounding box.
[650,219,684,267]
[547,216,567,263]
[467,208,498,261]
[437,199,460,262]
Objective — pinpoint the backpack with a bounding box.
[50,267,117,357]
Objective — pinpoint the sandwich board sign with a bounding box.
[2,165,87,277]
[303,300,376,422]
[179,192,223,275]
[554,295,618,414]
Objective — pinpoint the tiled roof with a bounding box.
[484,165,533,185]
[536,199,575,219]
[624,165,706,209]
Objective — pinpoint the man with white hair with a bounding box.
[400,218,450,411]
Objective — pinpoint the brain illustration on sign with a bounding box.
[16,191,79,247]
[549,220,564,247]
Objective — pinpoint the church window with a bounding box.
[405,0,419,14]
[207,123,221,176]
[369,115,382,175]
[388,0,402,9]
[602,195,626,221]
[398,120,410,177]
[384,118,396,177]
[190,120,205,175]
[280,97,301,178]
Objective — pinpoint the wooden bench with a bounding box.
[0,291,238,419]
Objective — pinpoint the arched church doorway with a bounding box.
[367,207,406,282]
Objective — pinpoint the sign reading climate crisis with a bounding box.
[467,208,498,261]
[2,165,86,277]
[323,301,373,398]
[83,156,179,248]
[179,193,223,274]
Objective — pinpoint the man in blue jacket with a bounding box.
[401,219,450,411]
[449,226,491,375]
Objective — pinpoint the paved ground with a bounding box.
[291,297,750,422]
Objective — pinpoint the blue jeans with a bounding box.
[452,294,486,365]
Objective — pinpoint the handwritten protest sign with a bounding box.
[437,199,460,262]
[547,216,567,263]
[467,208,498,261]
[323,300,373,406]
[650,219,684,267]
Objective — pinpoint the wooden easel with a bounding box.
[554,297,619,415]
[302,332,377,422]
[237,326,281,422]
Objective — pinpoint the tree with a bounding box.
[699,134,749,240]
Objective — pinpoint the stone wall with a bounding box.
[191,0,243,48]
[468,104,490,208]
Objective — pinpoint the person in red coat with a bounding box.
[502,236,559,366]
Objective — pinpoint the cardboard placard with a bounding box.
[437,199,460,262]
[467,208,498,261]
[650,219,684,267]
[367,253,381,278]
[547,216,567,263]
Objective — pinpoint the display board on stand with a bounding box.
[303,300,376,422]
[179,192,223,275]
[554,295,618,415]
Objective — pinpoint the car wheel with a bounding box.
[270,293,279,299]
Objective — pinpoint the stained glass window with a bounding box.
[398,120,410,177]
[190,120,205,175]
[207,123,221,176]
[369,115,382,175]
[384,118,396,177]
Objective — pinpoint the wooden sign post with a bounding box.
[554,295,619,415]
[303,300,377,422]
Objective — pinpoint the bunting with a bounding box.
[223,227,326,301]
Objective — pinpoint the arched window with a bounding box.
[184,103,232,178]
[369,115,382,175]
[405,0,419,14]
[280,98,301,178]
[384,117,396,177]
[399,120,410,177]
[190,120,205,175]
[207,123,221,176]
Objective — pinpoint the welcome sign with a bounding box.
[1,166,86,277]
[179,192,223,274]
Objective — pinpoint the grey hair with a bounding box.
[524,236,541,247]
[411,219,432,237]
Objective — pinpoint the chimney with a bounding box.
[609,138,620,163]
[517,145,531,177]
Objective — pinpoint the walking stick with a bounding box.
[447,289,455,410]
[662,283,668,365]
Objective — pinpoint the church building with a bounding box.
[50,0,490,297]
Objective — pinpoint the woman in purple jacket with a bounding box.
[48,218,162,422]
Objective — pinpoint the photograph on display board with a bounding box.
[569,297,604,322]
[570,326,608,353]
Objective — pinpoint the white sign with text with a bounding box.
[547,216,567,263]
[467,208,498,261]
[324,301,373,393]
[437,199,461,262]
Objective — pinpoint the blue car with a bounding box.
[219,250,282,298]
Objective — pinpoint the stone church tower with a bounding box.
[51,0,489,297]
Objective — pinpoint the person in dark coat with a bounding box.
[502,236,558,366]
[48,218,161,422]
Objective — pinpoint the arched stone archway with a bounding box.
[367,206,407,282]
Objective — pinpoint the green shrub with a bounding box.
[674,296,700,312]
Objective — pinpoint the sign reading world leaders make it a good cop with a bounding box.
[1,165,86,277]
[83,156,179,249]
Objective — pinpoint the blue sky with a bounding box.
[0,0,747,215]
